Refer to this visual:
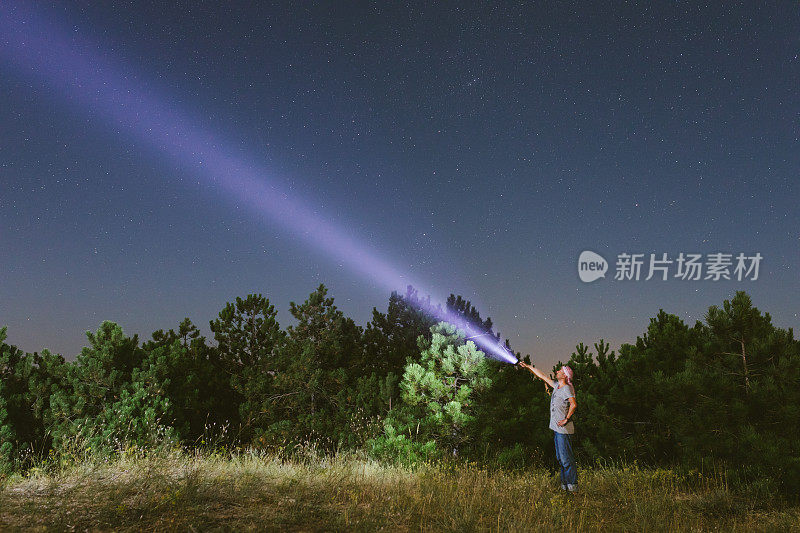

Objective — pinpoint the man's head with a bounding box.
[556,365,574,386]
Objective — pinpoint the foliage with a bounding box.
[142,318,236,445]
[209,295,285,444]
[264,285,364,449]
[1,288,798,496]
[48,321,175,453]
[559,291,800,492]
[371,322,492,463]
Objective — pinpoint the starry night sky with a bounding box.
[1,2,798,368]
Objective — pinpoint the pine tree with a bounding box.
[49,321,174,452]
[209,295,285,445]
[371,322,492,462]
[0,327,70,472]
[362,286,438,378]
[705,291,772,392]
[0,327,31,473]
[143,318,237,446]
[267,284,362,449]
[445,294,493,334]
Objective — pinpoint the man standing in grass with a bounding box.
[519,362,578,492]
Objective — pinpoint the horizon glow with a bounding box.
[0,2,519,365]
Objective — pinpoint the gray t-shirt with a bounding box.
[549,380,575,434]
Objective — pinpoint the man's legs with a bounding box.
[553,432,566,490]
[554,432,578,491]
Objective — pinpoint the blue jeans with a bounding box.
[554,432,577,491]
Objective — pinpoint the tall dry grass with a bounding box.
[1,446,798,531]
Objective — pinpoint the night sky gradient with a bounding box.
[2,2,798,369]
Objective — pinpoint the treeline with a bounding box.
[1,288,798,492]
[0,286,473,467]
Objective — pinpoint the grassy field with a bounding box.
[1,447,798,532]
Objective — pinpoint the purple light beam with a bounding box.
[0,2,519,365]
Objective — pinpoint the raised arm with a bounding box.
[518,362,555,388]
